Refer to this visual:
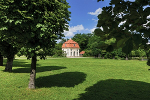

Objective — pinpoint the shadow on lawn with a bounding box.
[2,59,32,72]
[36,72,87,88]
[3,59,66,73]
[13,59,32,68]
[74,79,150,100]
[3,59,33,68]
[12,66,66,73]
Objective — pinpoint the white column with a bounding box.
[76,49,77,56]
[78,49,79,56]
[75,49,77,56]
[68,49,70,56]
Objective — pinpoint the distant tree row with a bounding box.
[55,33,147,60]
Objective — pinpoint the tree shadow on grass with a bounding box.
[13,59,36,68]
[74,79,150,100]
[2,59,33,72]
[3,59,32,68]
[12,66,66,73]
[36,72,87,88]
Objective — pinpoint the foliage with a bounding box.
[96,0,150,63]
[52,43,64,57]
[72,33,92,51]
[83,50,92,57]
[96,0,150,52]
[0,40,18,59]
[87,34,102,57]
[0,0,71,88]
[0,0,71,59]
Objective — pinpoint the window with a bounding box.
[71,49,72,51]
[65,44,67,47]
[74,44,75,46]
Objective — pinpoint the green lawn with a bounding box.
[0,58,150,100]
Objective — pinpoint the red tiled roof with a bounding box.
[80,51,85,54]
[62,39,80,48]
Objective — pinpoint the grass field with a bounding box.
[0,58,150,100]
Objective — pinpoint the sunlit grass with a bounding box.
[0,58,150,100]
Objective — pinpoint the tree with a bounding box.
[95,0,150,61]
[135,48,146,60]
[0,40,19,71]
[0,32,20,71]
[88,34,102,57]
[52,43,64,57]
[72,33,92,51]
[0,0,70,89]
[0,52,3,66]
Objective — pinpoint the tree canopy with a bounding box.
[0,0,71,88]
[95,0,150,56]
[72,33,92,51]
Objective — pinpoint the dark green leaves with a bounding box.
[132,34,142,46]
[117,38,129,48]
[106,45,114,52]
[0,0,71,59]
[122,38,133,54]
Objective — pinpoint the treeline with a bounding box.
[54,33,147,60]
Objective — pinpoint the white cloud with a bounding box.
[92,18,98,22]
[147,15,150,19]
[90,28,96,33]
[88,26,103,33]
[88,8,102,16]
[63,25,84,37]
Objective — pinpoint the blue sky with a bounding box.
[63,0,111,39]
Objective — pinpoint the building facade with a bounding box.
[62,39,80,57]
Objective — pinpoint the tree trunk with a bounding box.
[28,55,37,89]
[0,53,3,66]
[98,54,101,58]
[113,56,115,59]
[5,57,13,72]
[141,57,143,61]
[126,55,128,60]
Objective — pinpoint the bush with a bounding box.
[115,56,121,60]
[104,55,107,59]
[83,50,92,57]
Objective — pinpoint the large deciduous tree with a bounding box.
[95,0,150,61]
[0,40,19,71]
[0,32,20,71]
[0,0,70,88]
